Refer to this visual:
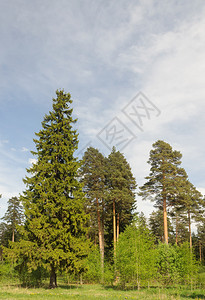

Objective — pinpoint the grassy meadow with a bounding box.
[0,282,204,300]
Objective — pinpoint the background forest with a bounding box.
[0,90,205,291]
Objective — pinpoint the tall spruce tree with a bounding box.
[6,90,90,288]
[80,147,106,279]
[139,140,186,244]
[106,147,137,260]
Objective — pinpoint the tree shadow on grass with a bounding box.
[104,285,205,299]
[6,282,83,290]
[177,292,205,299]
[103,285,158,291]
[51,284,83,290]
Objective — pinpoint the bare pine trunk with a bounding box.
[101,206,105,281]
[175,215,178,245]
[188,210,192,248]
[12,228,15,243]
[199,241,202,262]
[163,197,168,244]
[162,169,168,244]
[117,213,119,242]
[113,200,116,259]
[96,197,104,275]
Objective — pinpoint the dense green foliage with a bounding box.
[156,242,199,286]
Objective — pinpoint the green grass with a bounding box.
[0,283,204,300]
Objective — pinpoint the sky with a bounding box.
[0,0,205,221]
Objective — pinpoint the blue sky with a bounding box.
[0,0,205,219]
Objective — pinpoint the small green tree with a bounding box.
[156,243,180,285]
[156,242,199,286]
[176,242,199,286]
[84,246,102,283]
[116,219,156,289]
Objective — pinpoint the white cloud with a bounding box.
[197,187,205,197]
[28,158,37,165]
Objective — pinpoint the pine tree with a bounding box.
[177,180,203,248]
[80,147,106,279]
[1,196,24,243]
[106,147,137,261]
[196,195,205,261]
[139,140,186,244]
[197,221,205,262]
[6,90,90,288]
[149,210,175,244]
[170,210,189,245]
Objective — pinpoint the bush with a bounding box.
[84,247,102,283]
[0,261,17,282]
[14,258,49,287]
[103,262,114,285]
[156,242,199,286]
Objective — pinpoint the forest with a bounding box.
[0,90,205,294]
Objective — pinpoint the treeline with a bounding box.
[0,90,205,289]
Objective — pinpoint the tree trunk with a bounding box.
[49,265,57,288]
[101,207,105,264]
[117,213,119,242]
[101,203,105,282]
[162,168,168,244]
[113,199,116,259]
[12,228,15,243]
[199,241,202,262]
[188,210,192,248]
[94,233,96,246]
[96,197,104,276]
[163,197,168,244]
[175,215,178,245]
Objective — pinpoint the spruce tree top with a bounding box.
[32,90,78,161]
